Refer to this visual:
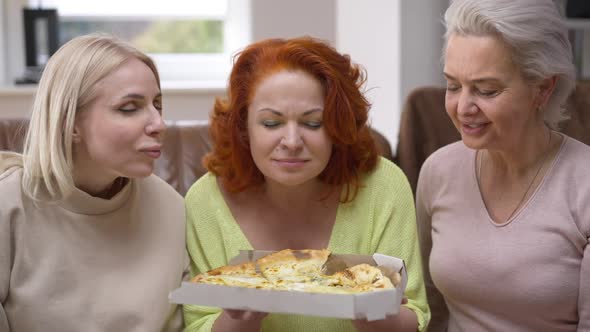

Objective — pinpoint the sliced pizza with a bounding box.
[191,249,401,294]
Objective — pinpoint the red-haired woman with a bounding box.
[184,37,430,332]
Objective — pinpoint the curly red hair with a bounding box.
[204,36,378,202]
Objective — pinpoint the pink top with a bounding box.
[416,135,590,332]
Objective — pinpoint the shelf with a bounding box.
[0,85,37,97]
[0,82,225,97]
[566,19,590,30]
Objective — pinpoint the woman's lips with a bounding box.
[142,149,162,159]
[273,159,308,168]
[461,122,489,136]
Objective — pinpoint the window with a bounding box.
[28,0,250,85]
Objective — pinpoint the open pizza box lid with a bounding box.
[169,250,407,321]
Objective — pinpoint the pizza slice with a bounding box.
[328,263,398,291]
[191,261,272,289]
[255,248,331,284]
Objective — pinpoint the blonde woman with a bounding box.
[0,34,186,331]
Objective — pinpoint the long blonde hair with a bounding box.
[22,33,160,201]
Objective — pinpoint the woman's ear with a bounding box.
[536,75,558,108]
[71,112,86,144]
[72,126,82,143]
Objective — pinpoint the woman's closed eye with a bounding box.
[154,99,163,112]
[303,120,322,129]
[476,88,500,97]
[446,84,460,92]
[262,119,281,128]
[118,105,138,113]
[118,99,147,113]
[118,100,162,114]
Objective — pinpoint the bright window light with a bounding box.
[34,0,227,18]
[27,0,248,84]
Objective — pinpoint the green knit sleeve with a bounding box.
[370,159,431,331]
[183,174,224,332]
[182,305,221,332]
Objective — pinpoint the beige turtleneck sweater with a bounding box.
[0,152,187,332]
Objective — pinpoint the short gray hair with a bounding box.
[443,0,576,128]
[22,33,160,201]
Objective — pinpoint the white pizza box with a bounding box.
[169,250,408,321]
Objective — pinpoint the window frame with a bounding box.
[1,0,250,86]
[153,0,251,85]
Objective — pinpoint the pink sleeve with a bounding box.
[416,157,449,332]
[579,240,589,331]
[573,140,590,331]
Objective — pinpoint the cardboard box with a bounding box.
[169,250,407,321]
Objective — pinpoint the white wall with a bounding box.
[4,0,25,85]
[400,0,447,106]
[0,0,6,85]
[250,0,335,43]
[336,0,400,150]
[337,0,448,151]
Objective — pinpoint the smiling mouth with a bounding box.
[463,122,488,128]
[461,122,490,135]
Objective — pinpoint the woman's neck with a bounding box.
[73,169,126,199]
[259,179,336,213]
[485,125,554,178]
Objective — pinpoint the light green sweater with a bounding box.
[184,157,430,331]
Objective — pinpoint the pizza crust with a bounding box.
[204,262,258,277]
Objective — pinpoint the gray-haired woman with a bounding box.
[416,0,589,330]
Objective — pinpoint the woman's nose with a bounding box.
[280,125,303,149]
[457,91,478,116]
[146,109,166,136]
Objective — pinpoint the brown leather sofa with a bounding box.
[395,80,590,194]
[0,119,393,196]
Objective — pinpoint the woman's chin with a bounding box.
[122,166,154,179]
[460,135,489,151]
